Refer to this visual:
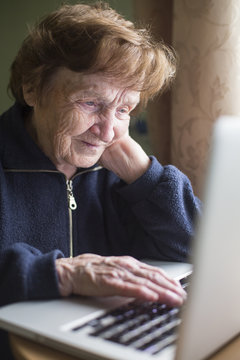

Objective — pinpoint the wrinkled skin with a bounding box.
[23,67,149,181]
[56,254,186,306]
[24,67,186,306]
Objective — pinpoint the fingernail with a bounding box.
[180,288,187,299]
[167,291,183,305]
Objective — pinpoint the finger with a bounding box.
[107,256,179,285]
[130,267,186,298]
[131,261,183,288]
[121,270,186,302]
[101,275,184,307]
[98,266,186,304]
[104,257,186,297]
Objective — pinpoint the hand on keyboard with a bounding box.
[56,254,186,306]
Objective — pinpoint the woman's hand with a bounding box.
[56,254,186,307]
[100,133,151,183]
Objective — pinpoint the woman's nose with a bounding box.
[90,109,115,143]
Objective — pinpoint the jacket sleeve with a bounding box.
[0,242,63,307]
[116,156,202,262]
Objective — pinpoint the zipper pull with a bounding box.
[66,180,77,210]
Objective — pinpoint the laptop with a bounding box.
[0,115,240,360]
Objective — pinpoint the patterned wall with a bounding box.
[171,0,240,196]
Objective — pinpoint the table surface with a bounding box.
[10,333,240,360]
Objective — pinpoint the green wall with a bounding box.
[0,0,134,113]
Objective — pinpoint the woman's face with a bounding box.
[26,68,140,172]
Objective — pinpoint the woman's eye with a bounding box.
[118,107,129,115]
[81,101,100,112]
[85,101,96,107]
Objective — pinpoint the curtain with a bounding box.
[134,0,240,197]
[134,0,174,165]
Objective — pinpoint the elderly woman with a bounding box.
[0,3,201,356]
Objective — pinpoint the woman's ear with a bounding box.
[22,84,36,107]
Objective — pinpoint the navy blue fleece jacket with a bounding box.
[0,103,201,358]
[0,103,201,304]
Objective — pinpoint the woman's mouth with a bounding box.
[82,141,102,148]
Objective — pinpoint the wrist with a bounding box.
[56,258,74,297]
[121,154,151,183]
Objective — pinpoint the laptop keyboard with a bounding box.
[72,275,190,356]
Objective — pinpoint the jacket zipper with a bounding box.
[65,166,102,258]
[66,179,77,258]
